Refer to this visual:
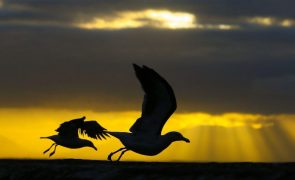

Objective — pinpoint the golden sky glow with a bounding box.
[77,9,197,30]
[76,9,237,30]
[1,108,295,162]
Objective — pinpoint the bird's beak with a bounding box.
[183,137,190,143]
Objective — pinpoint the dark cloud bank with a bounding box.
[0,0,294,114]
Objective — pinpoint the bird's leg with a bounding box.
[49,144,58,157]
[116,149,129,162]
[107,147,126,161]
[43,143,56,154]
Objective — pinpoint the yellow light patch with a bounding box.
[248,17,274,26]
[281,19,294,27]
[247,17,295,27]
[1,108,295,162]
[77,9,197,30]
[76,9,239,30]
[171,112,274,129]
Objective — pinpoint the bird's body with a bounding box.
[41,135,94,149]
[107,64,190,161]
[41,116,108,157]
[108,132,174,156]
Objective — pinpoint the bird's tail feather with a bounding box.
[40,136,49,139]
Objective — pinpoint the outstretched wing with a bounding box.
[80,121,109,140]
[56,117,108,139]
[56,116,85,138]
[129,64,177,135]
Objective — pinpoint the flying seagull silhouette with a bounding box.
[41,116,109,157]
[107,64,190,161]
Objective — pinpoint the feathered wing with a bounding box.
[130,64,177,135]
[56,116,85,138]
[80,121,109,140]
[56,116,108,139]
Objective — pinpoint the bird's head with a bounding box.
[168,131,190,143]
[85,141,97,151]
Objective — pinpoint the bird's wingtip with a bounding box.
[132,63,140,69]
[133,64,151,71]
[133,64,142,72]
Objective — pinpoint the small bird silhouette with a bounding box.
[41,116,108,157]
[107,64,190,161]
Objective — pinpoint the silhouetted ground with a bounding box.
[1,159,295,180]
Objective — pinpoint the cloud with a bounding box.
[0,26,294,113]
[6,0,295,19]
[2,0,295,31]
[0,1,294,114]
[253,75,295,96]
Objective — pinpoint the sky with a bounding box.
[0,0,295,162]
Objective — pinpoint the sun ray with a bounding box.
[0,108,295,161]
